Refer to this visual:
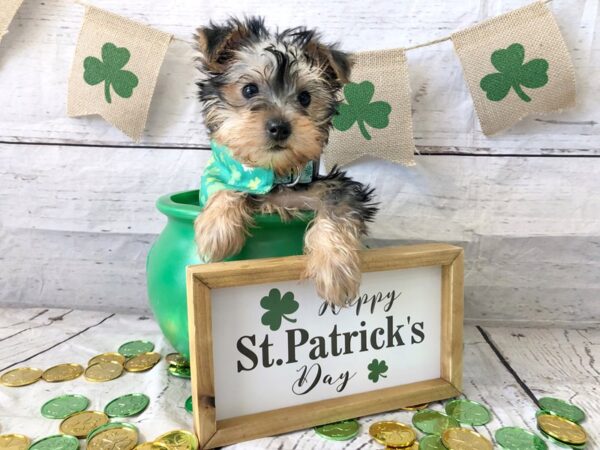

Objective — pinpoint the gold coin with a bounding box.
[84,361,124,382]
[133,443,170,450]
[88,352,126,366]
[369,421,416,448]
[0,434,31,450]
[165,353,189,368]
[400,402,430,411]
[0,367,43,387]
[441,428,493,450]
[537,414,587,445]
[59,410,109,438]
[124,352,161,373]
[42,363,84,382]
[155,430,199,450]
[87,427,138,450]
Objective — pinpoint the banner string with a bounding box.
[70,0,554,52]
[404,0,553,51]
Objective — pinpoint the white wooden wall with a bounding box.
[0,0,598,325]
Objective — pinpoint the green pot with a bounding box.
[146,190,311,359]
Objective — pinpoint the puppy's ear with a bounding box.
[306,41,354,84]
[195,17,267,71]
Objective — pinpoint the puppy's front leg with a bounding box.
[265,169,378,305]
[304,209,364,306]
[194,190,253,262]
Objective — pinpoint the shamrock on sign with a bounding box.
[83,42,139,104]
[367,358,388,383]
[333,81,392,140]
[260,288,299,331]
[480,43,549,103]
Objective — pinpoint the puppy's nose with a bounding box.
[266,119,291,141]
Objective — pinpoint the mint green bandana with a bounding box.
[199,140,314,209]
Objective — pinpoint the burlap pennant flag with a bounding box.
[0,0,24,42]
[452,1,576,136]
[68,6,172,141]
[324,48,415,170]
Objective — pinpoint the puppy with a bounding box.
[194,17,378,305]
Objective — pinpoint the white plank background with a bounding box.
[0,0,599,322]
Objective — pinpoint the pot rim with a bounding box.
[156,190,314,225]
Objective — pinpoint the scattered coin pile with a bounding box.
[86,340,161,382]
[313,396,588,449]
[23,387,152,449]
[1,336,589,450]
[1,370,198,450]
[0,340,164,450]
[413,400,494,450]
[0,340,161,387]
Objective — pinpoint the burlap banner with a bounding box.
[67,6,172,141]
[452,1,576,136]
[324,48,415,170]
[0,0,24,42]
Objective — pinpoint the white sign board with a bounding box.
[212,266,441,420]
[186,244,463,449]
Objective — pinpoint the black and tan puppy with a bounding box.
[194,17,378,305]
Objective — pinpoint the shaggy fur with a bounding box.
[194,16,379,305]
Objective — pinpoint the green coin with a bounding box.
[86,421,139,442]
[29,435,79,450]
[104,393,149,418]
[185,396,193,413]
[420,435,447,450]
[41,394,90,419]
[314,419,359,441]
[495,427,548,450]
[118,340,155,357]
[538,397,586,423]
[168,365,191,379]
[412,409,460,435]
[445,399,492,426]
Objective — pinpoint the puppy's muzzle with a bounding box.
[266,118,291,142]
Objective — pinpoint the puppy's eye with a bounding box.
[297,90,311,107]
[242,83,259,99]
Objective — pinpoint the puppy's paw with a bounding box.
[194,214,246,262]
[304,216,362,306]
[309,253,361,306]
[194,191,252,262]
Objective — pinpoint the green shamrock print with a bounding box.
[480,43,549,103]
[333,81,392,140]
[83,42,139,104]
[260,288,299,331]
[367,358,388,383]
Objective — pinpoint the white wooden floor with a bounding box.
[0,308,597,449]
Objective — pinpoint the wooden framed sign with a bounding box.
[186,243,464,448]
